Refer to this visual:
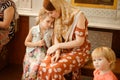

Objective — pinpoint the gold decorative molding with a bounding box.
[71,0,117,9]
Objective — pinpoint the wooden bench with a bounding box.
[81,58,120,80]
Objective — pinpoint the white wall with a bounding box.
[67,0,120,19]
[13,0,43,29]
[29,0,43,28]
[14,0,120,29]
[13,0,43,12]
[32,0,43,13]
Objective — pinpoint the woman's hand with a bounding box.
[51,51,60,63]
[47,44,59,55]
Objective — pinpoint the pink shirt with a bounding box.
[93,69,118,80]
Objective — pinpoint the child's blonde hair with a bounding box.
[91,46,116,70]
[36,8,49,25]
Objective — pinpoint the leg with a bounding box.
[37,52,90,80]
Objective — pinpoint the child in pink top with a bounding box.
[91,46,118,80]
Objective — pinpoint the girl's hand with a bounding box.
[36,39,45,47]
[47,44,59,55]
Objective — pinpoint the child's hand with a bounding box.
[36,39,45,47]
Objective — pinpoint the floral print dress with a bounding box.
[22,25,53,80]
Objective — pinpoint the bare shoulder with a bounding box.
[4,6,14,15]
[76,11,86,29]
[79,11,86,20]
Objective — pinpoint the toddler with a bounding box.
[91,46,118,80]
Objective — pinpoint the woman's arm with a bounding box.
[47,13,86,54]
[58,37,84,49]
[0,7,14,29]
[47,33,84,54]
[58,13,86,49]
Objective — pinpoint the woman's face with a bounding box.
[46,10,60,19]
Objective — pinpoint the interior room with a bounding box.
[0,0,120,80]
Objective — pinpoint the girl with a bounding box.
[22,10,54,80]
[91,46,118,80]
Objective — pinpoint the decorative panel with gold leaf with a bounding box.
[71,0,117,9]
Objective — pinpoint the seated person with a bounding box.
[91,46,118,80]
[37,0,91,80]
[0,0,18,53]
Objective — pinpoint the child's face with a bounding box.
[92,56,111,71]
[41,16,54,29]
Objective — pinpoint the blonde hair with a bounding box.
[43,0,81,42]
[91,46,116,70]
[36,9,49,25]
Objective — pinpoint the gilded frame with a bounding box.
[71,0,117,9]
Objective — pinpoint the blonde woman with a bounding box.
[91,46,118,80]
[37,0,91,80]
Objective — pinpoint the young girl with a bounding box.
[22,10,54,80]
[91,46,118,80]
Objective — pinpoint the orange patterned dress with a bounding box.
[37,16,91,80]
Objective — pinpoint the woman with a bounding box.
[0,0,18,52]
[37,0,91,80]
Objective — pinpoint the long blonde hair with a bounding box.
[91,46,116,70]
[43,0,80,42]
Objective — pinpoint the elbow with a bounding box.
[4,22,11,28]
[24,42,27,46]
[0,23,10,29]
[76,38,85,47]
[24,40,28,46]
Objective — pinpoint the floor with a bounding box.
[0,64,93,80]
[81,76,93,80]
[0,64,22,80]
